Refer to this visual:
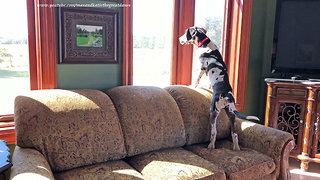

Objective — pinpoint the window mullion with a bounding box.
[27,0,57,90]
[171,0,195,85]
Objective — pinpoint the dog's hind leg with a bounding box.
[208,110,219,149]
[224,107,240,151]
[208,96,227,149]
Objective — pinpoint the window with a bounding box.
[192,0,225,87]
[124,0,253,111]
[0,0,57,144]
[0,1,30,116]
[132,0,174,87]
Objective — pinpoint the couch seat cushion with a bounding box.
[185,141,275,180]
[54,160,143,180]
[126,147,226,180]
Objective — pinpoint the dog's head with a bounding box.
[179,26,210,48]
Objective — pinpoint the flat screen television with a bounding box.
[271,0,320,74]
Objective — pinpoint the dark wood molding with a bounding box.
[221,0,232,61]
[0,128,15,145]
[27,0,38,90]
[171,0,195,85]
[122,0,133,85]
[0,115,15,145]
[236,0,252,111]
[170,0,179,85]
[27,0,57,90]
[223,0,252,111]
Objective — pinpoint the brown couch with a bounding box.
[10,85,294,180]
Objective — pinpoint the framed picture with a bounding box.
[59,7,119,64]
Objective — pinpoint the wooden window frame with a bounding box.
[0,0,57,144]
[28,0,57,90]
[171,0,195,85]
[223,0,252,111]
[0,115,15,145]
[122,0,133,85]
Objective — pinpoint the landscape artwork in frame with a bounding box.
[59,7,119,64]
[76,24,104,48]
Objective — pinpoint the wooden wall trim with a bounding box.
[0,127,16,145]
[27,0,57,90]
[224,0,252,111]
[171,0,195,85]
[0,116,15,145]
[27,0,38,90]
[122,0,133,85]
[222,0,232,60]
[237,0,252,111]
[171,0,180,85]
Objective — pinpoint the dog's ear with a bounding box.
[188,27,198,38]
[189,26,207,38]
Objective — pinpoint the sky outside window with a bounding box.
[192,0,225,87]
[132,0,174,87]
[0,0,30,115]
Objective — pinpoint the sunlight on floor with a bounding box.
[290,158,320,180]
[291,169,320,180]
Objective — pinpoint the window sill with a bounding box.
[0,115,16,145]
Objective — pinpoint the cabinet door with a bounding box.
[312,93,320,158]
[314,114,320,159]
[276,100,305,154]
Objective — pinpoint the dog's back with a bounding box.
[199,49,232,96]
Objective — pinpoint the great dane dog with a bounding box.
[179,26,259,150]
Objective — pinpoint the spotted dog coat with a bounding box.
[179,26,259,150]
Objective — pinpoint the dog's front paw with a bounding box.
[233,144,240,151]
[207,142,215,149]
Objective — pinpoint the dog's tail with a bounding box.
[233,111,260,122]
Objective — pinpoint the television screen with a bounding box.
[272,0,320,73]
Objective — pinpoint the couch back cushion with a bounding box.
[106,86,186,156]
[14,89,127,172]
[165,86,231,145]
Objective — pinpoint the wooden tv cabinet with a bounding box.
[265,78,320,170]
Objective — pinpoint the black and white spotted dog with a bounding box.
[179,26,259,151]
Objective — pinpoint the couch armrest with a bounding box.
[235,119,294,180]
[10,146,54,180]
